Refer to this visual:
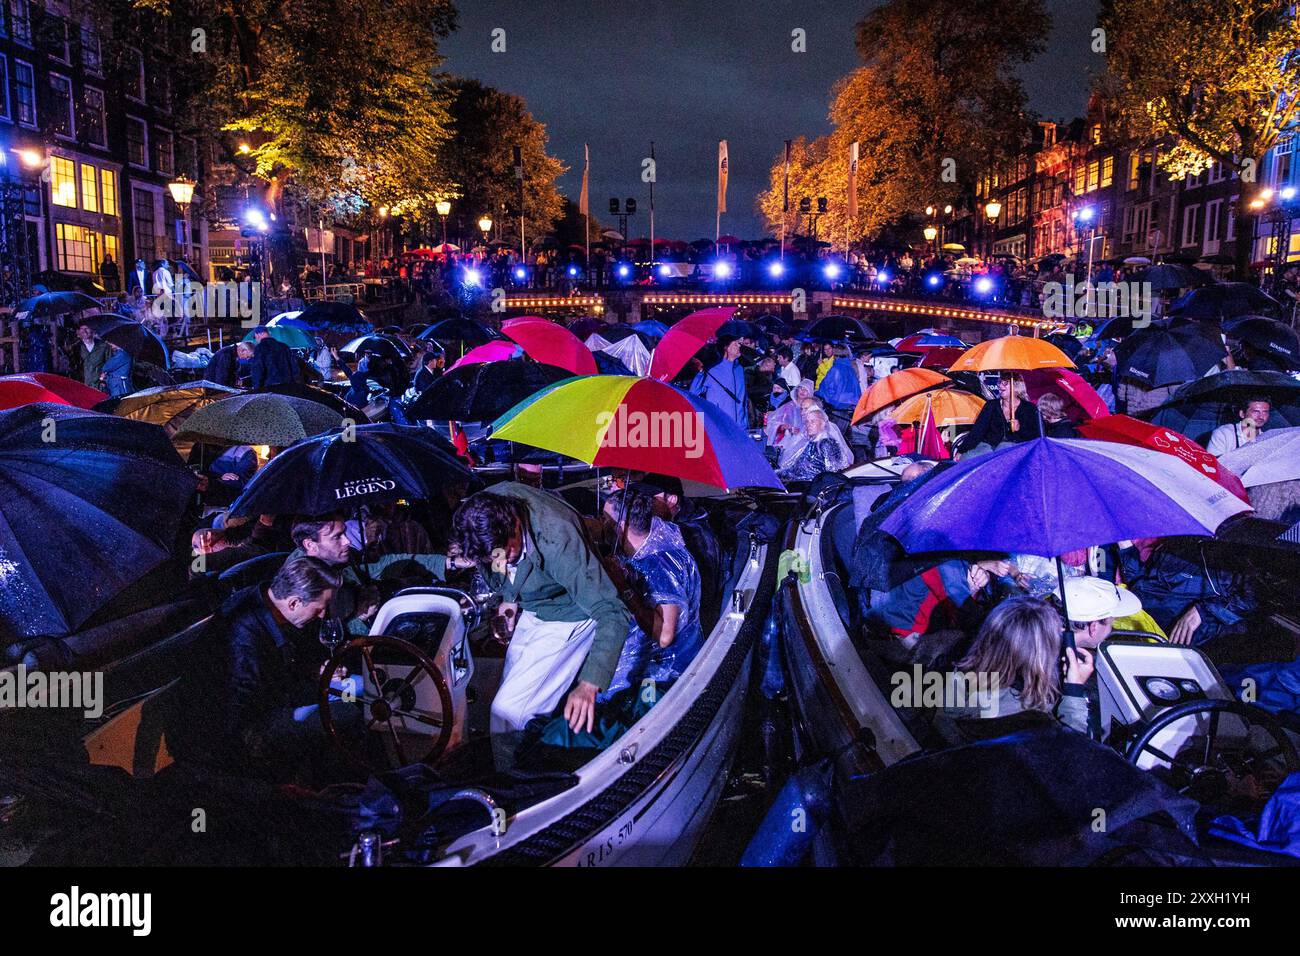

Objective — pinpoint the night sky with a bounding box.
[441,0,1103,239]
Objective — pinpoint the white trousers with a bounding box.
[490,611,596,735]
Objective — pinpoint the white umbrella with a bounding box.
[584,333,612,351]
[1123,256,1151,266]
[1219,427,1300,488]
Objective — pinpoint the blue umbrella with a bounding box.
[1168,282,1282,322]
[228,423,471,518]
[0,403,196,641]
[1114,322,1227,388]
[633,320,670,339]
[879,437,1250,559]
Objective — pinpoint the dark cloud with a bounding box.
[441,0,1101,239]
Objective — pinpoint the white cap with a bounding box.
[1059,576,1142,624]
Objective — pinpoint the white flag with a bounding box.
[848,141,859,221]
[717,140,729,215]
[579,143,589,217]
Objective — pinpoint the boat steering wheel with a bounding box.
[1126,697,1300,799]
[319,635,454,772]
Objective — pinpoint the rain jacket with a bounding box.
[101,347,133,397]
[1122,545,1256,646]
[816,358,863,410]
[690,357,748,428]
[865,560,978,638]
[250,335,297,390]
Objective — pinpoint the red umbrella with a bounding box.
[716,234,741,245]
[647,306,735,382]
[1020,368,1110,422]
[917,347,967,370]
[1077,414,1250,503]
[0,373,106,411]
[501,317,598,376]
[625,237,651,248]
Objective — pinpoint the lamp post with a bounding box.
[436,199,451,248]
[478,215,493,249]
[1071,204,1098,317]
[984,199,1002,260]
[923,225,938,255]
[167,175,195,266]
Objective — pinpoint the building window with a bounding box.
[0,56,10,121]
[1073,165,1086,195]
[79,18,101,74]
[124,48,145,101]
[41,13,68,63]
[9,0,30,45]
[47,72,73,138]
[1273,137,1294,188]
[50,155,76,207]
[177,135,198,179]
[80,162,97,213]
[150,69,170,110]
[1226,197,1238,241]
[153,128,173,176]
[1182,204,1202,247]
[14,60,35,127]
[55,222,95,272]
[1101,156,1113,189]
[126,116,148,168]
[132,188,158,262]
[1086,160,1100,192]
[100,168,117,216]
[1205,199,1223,254]
[79,86,105,147]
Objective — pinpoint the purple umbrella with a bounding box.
[880,437,1250,559]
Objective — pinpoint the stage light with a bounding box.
[714,261,732,279]
[616,263,631,278]
[463,268,483,286]
[514,266,527,280]
[974,276,993,295]
[823,262,841,280]
[926,273,941,288]
[768,261,785,278]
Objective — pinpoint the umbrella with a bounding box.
[592,351,635,376]
[87,316,170,368]
[879,437,1251,558]
[597,334,652,376]
[1114,323,1226,388]
[0,403,196,640]
[1218,428,1300,488]
[1136,264,1212,291]
[407,360,573,423]
[229,423,472,519]
[942,243,967,254]
[753,314,789,334]
[602,230,624,241]
[1168,282,1283,321]
[603,324,657,348]
[242,324,315,350]
[267,310,312,330]
[298,301,370,329]
[1145,369,1300,442]
[853,367,950,423]
[338,334,411,362]
[1224,315,1300,368]
[417,318,498,347]
[447,340,522,371]
[948,337,1075,373]
[897,333,965,353]
[16,291,103,317]
[803,315,877,343]
[32,270,107,296]
[1020,368,1110,421]
[175,392,344,447]
[631,320,670,339]
[0,373,105,411]
[918,347,968,370]
[1123,256,1152,266]
[567,317,607,340]
[1076,414,1248,503]
[98,380,240,457]
[501,317,599,376]
[1088,315,1149,343]
[492,375,782,491]
[716,234,740,245]
[648,306,735,381]
[718,320,763,341]
[893,388,985,426]
[1044,332,1084,360]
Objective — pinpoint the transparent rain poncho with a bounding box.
[777,410,852,480]
[600,517,704,702]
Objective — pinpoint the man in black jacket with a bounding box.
[249,326,297,389]
[205,341,253,387]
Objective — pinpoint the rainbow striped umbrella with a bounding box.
[491,375,782,491]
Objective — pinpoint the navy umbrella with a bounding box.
[1224,315,1300,369]
[229,423,472,519]
[87,314,170,368]
[1114,323,1226,388]
[592,351,634,376]
[1044,333,1083,360]
[802,315,877,343]
[1144,369,1300,445]
[718,319,764,341]
[17,290,104,318]
[1136,263,1213,291]
[297,301,370,330]
[1168,282,1282,321]
[418,318,498,347]
[405,361,573,423]
[0,404,196,641]
[602,323,657,347]
[338,333,411,362]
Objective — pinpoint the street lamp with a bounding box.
[168,175,196,266]
[984,200,1002,261]
[478,215,493,244]
[435,199,451,247]
[923,225,938,254]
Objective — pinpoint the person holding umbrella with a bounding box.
[73,321,109,389]
[690,335,748,428]
[957,377,1042,454]
[101,341,134,397]
[1206,396,1271,457]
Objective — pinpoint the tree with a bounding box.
[758,0,1049,245]
[435,80,567,255]
[1099,0,1300,279]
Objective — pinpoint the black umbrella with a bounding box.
[803,315,877,343]
[1144,370,1300,443]
[263,383,370,422]
[1136,263,1213,291]
[754,314,790,334]
[1044,333,1083,360]
[1224,315,1300,369]
[87,315,170,368]
[1114,323,1227,388]
[32,270,107,296]
[567,317,607,340]
[417,318,498,347]
[602,323,656,347]
[229,423,471,519]
[0,403,196,642]
[338,333,411,362]
[405,361,573,423]
[592,351,634,376]
[17,290,103,318]
[1168,282,1283,321]
[297,301,370,330]
[718,319,764,341]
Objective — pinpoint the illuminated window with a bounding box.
[1086,161,1100,192]
[55,222,94,272]
[80,163,97,213]
[100,168,118,216]
[1073,166,1086,195]
[51,156,77,207]
[102,232,118,266]
[1101,157,1113,188]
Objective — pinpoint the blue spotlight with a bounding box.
[714,261,732,279]
[463,268,483,287]
[768,261,785,278]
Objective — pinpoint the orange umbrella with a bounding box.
[852,367,949,423]
[948,336,1076,373]
[893,388,986,426]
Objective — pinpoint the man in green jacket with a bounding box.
[75,322,110,389]
[450,482,630,757]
